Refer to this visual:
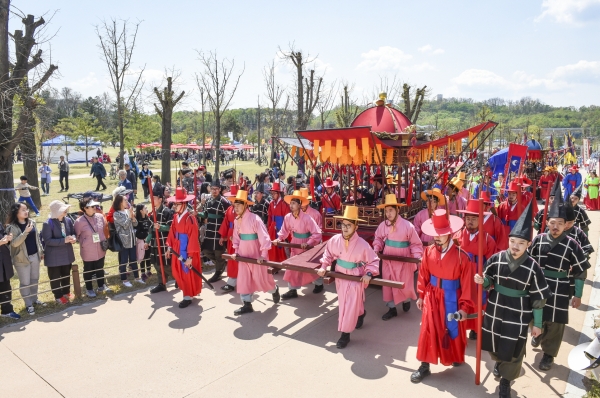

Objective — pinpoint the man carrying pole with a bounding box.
[299,187,322,228]
[474,200,550,398]
[148,182,173,294]
[274,190,322,299]
[218,185,239,292]
[201,181,231,283]
[316,206,380,349]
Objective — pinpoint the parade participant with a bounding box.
[250,188,269,225]
[563,204,594,258]
[533,181,558,232]
[275,190,322,299]
[148,185,173,293]
[316,206,380,349]
[539,167,553,201]
[514,176,538,214]
[201,181,231,283]
[321,177,342,213]
[455,199,498,340]
[455,172,471,201]
[218,185,240,292]
[475,200,550,398]
[299,187,322,228]
[480,191,508,251]
[528,192,590,371]
[570,188,591,235]
[267,182,289,262]
[584,170,599,211]
[496,180,522,234]
[562,164,582,201]
[165,187,203,308]
[370,173,385,205]
[493,173,505,205]
[373,194,423,319]
[229,190,280,315]
[415,188,445,246]
[410,209,473,383]
[446,177,467,216]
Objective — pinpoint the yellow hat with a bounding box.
[299,187,312,200]
[386,175,398,185]
[449,177,464,190]
[284,190,309,207]
[376,194,403,209]
[457,172,467,181]
[420,188,446,205]
[333,205,366,222]
[232,190,254,205]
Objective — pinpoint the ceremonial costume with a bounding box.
[231,190,279,314]
[250,196,269,224]
[539,170,553,200]
[166,188,203,307]
[279,191,322,294]
[496,181,522,233]
[572,203,591,234]
[562,166,582,201]
[584,174,599,210]
[528,193,590,370]
[201,182,231,283]
[481,192,508,251]
[446,195,467,216]
[321,177,342,214]
[267,183,290,262]
[415,188,446,246]
[373,195,423,318]
[318,206,380,348]
[299,187,322,228]
[566,225,593,257]
[147,186,173,291]
[218,185,240,290]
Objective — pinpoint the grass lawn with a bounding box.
[1,146,293,326]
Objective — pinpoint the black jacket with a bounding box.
[0,224,15,282]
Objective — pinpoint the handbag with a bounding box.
[107,222,123,252]
[82,214,109,251]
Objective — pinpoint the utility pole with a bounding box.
[257,96,261,166]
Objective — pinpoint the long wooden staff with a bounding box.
[475,197,484,385]
[148,178,167,288]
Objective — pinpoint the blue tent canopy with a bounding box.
[526,139,542,151]
[41,135,101,147]
[487,148,508,179]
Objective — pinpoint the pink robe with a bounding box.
[303,206,322,229]
[278,211,322,287]
[319,233,380,333]
[232,210,276,295]
[372,218,423,305]
[447,195,467,216]
[459,187,471,201]
[413,209,434,245]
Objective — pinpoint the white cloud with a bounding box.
[536,0,600,24]
[410,62,436,72]
[452,69,515,89]
[418,44,444,55]
[356,46,412,71]
[69,72,100,91]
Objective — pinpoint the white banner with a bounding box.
[582,138,590,165]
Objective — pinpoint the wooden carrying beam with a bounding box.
[222,254,404,289]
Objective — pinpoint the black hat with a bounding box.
[549,177,561,197]
[210,180,222,189]
[509,200,534,241]
[152,183,165,199]
[547,188,567,220]
[565,204,576,222]
[573,186,582,199]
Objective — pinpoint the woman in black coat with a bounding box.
[0,224,19,319]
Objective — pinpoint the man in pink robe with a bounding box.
[414,188,445,245]
[317,206,380,349]
[447,178,468,216]
[299,187,322,228]
[373,194,423,320]
[274,190,322,299]
[230,190,280,315]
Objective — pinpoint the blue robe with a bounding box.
[562,172,581,200]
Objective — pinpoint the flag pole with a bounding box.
[148,178,167,288]
[475,197,484,385]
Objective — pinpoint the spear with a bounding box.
[147,178,167,289]
[475,197,484,385]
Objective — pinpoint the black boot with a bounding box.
[336,332,350,349]
[531,335,540,348]
[410,362,431,383]
[539,353,554,371]
[234,301,254,315]
[207,271,223,284]
[493,362,500,378]
[272,285,280,304]
[178,299,192,308]
[174,282,179,289]
[220,284,235,292]
[382,307,397,321]
[150,283,166,294]
[313,284,324,294]
[356,310,366,329]
[402,301,411,312]
[499,378,511,398]
[282,289,298,300]
[469,330,477,340]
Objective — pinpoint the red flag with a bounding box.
[503,143,528,184]
[310,175,315,203]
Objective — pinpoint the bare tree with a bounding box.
[0,3,58,218]
[263,60,288,166]
[96,18,144,168]
[154,74,184,184]
[315,80,337,129]
[279,45,324,130]
[195,50,244,177]
[401,83,428,124]
[335,83,360,128]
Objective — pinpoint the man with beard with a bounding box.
[410,209,473,384]
[414,188,445,246]
[456,199,498,340]
[148,184,174,294]
[229,190,280,315]
[373,194,423,320]
[201,181,231,283]
[528,191,589,371]
[274,190,322,299]
[474,200,550,398]
[316,206,380,349]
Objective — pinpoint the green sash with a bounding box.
[240,233,258,241]
[385,239,410,248]
[207,213,223,219]
[293,231,311,239]
[336,258,359,269]
[494,284,528,298]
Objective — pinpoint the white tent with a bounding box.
[41,135,103,164]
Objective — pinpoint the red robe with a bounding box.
[454,229,497,331]
[496,200,519,235]
[321,192,341,213]
[483,213,508,251]
[521,191,539,214]
[267,198,290,262]
[218,206,237,278]
[539,174,552,200]
[166,211,202,297]
[417,242,474,365]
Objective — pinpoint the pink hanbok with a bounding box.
[372,217,423,305]
[278,211,322,287]
[447,195,467,216]
[232,210,275,295]
[303,206,322,229]
[413,209,434,245]
[459,187,471,201]
[319,234,380,333]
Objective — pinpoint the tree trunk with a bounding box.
[161,107,173,183]
[19,102,41,208]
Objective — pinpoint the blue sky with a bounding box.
[13,0,600,109]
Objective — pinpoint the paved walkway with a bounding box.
[0,211,598,398]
